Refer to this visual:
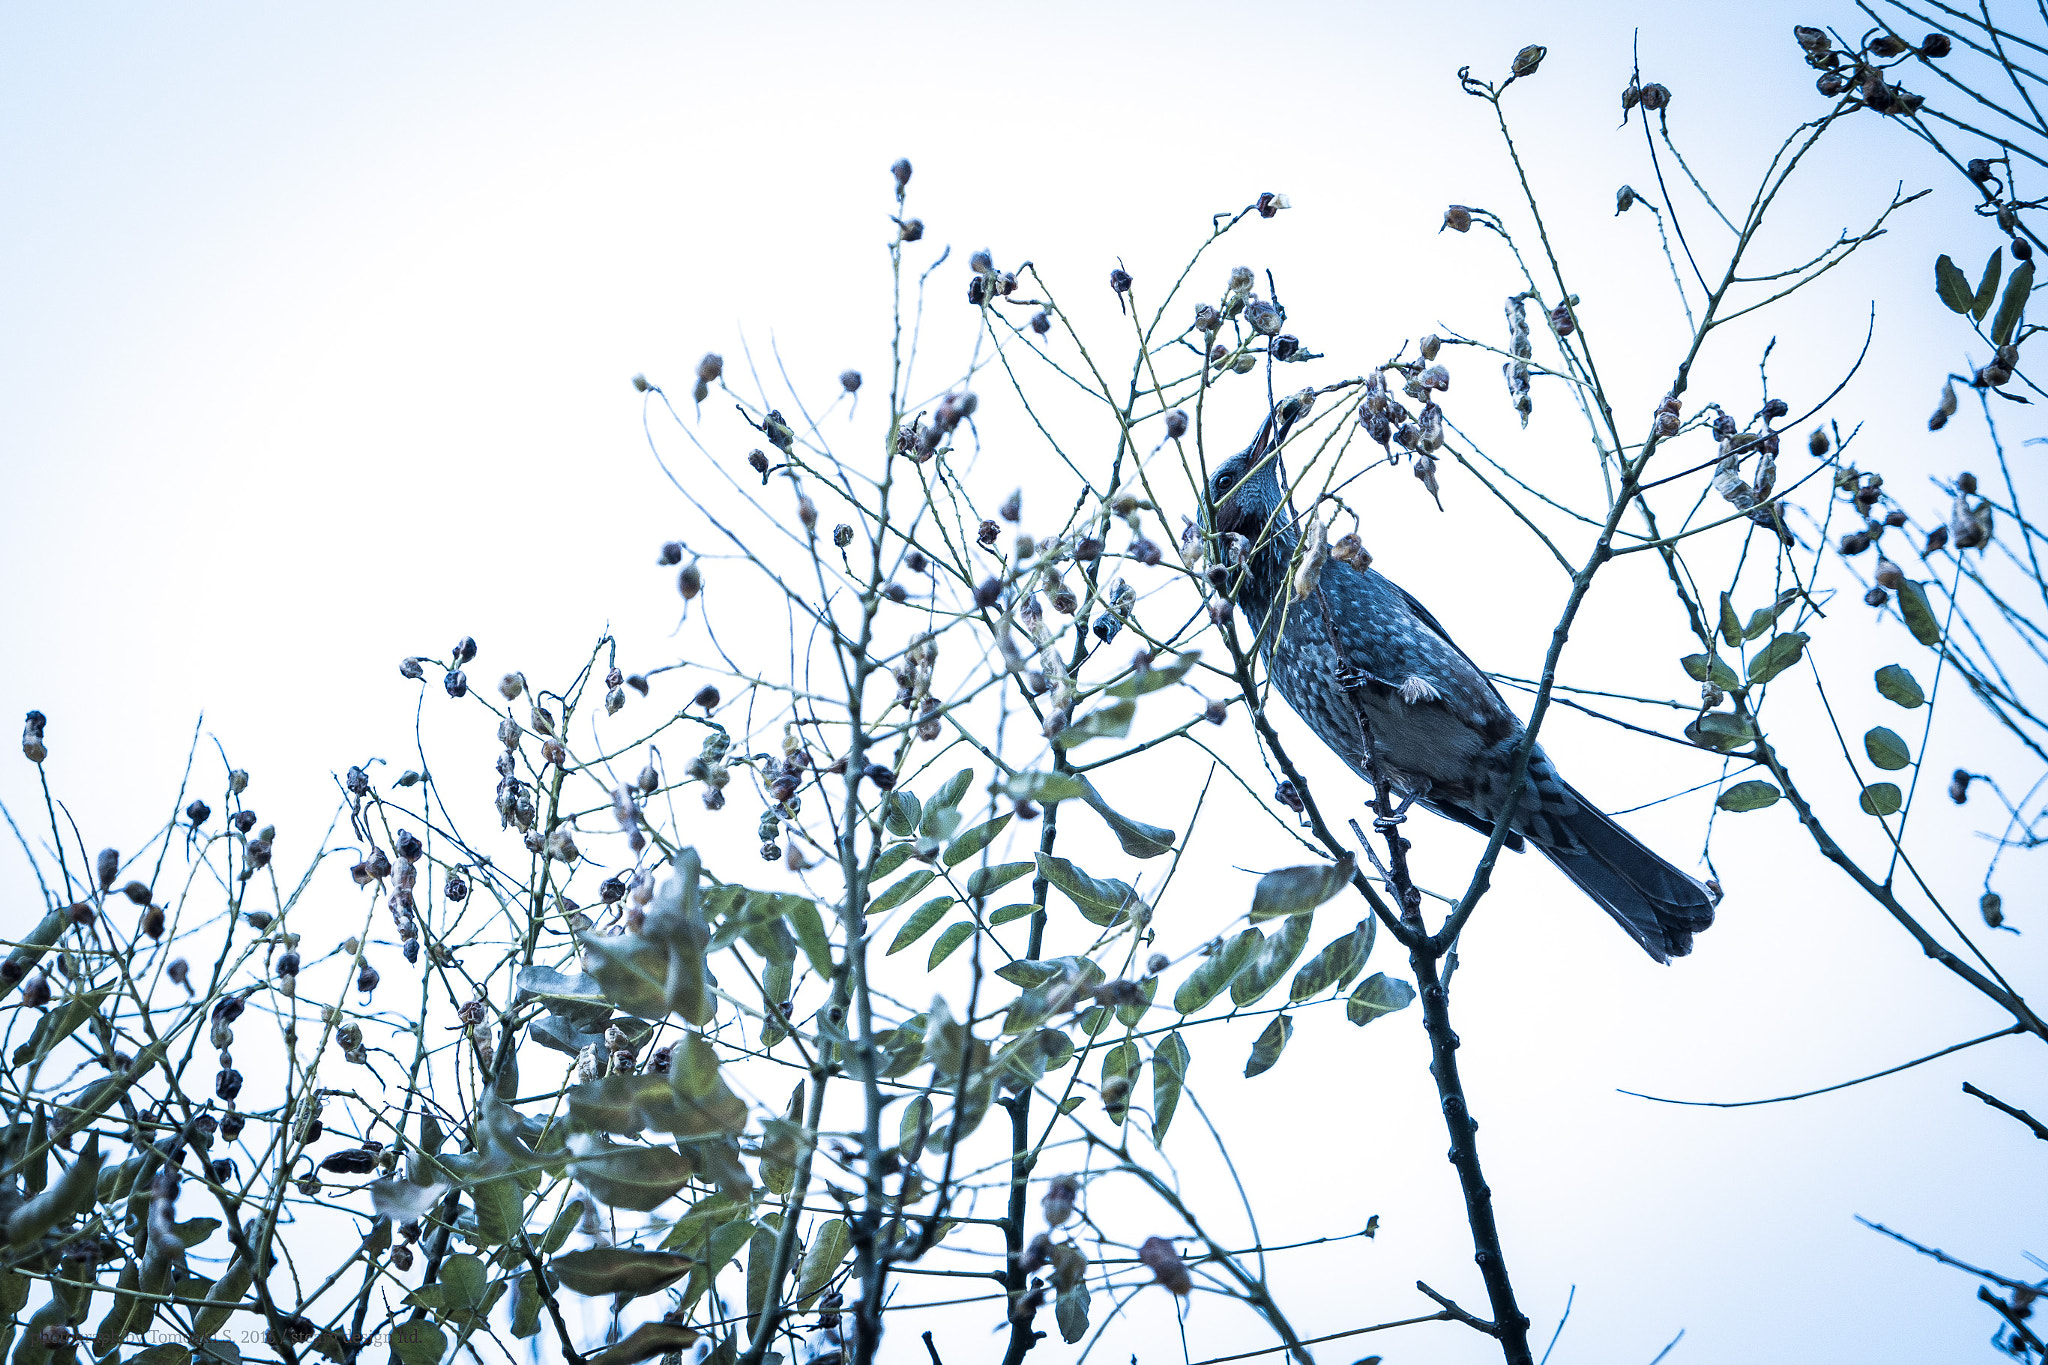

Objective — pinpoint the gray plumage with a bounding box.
[1206,403,1717,962]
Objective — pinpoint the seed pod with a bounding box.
[1840,530,1871,555]
[1622,82,1641,111]
[1869,33,1908,57]
[1027,309,1052,339]
[1194,303,1220,335]
[864,764,898,792]
[1809,428,1830,457]
[399,657,424,681]
[452,637,478,667]
[1817,70,1850,96]
[545,829,579,863]
[694,685,721,710]
[605,686,625,715]
[1864,586,1889,607]
[96,849,119,892]
[1203,699,1228,726]
[1443,205,1473,233]
[1000,490,1022,522]
[233,810,256,834]
[444,670,468,699]
[1930,380,1958,431]
[1270,334,1300,362]
[1330,533,1370,569]
[831,523,854,550]
[1793,25,1828,52]
[1616,185,1637,214]
[2013,238,2032,261]
[1244,299,1282,335]
[394,829,423,863]
[1109,266,1132,296]
[1275,779,1304,814]
[1921,33,1950,57]
[1130,537,1162,567]
[1511,43,1546,76]
[696,353,724,385]
[974,577,1002,609]
[1981,891,2003,927]
[1950,769,1972,804]
[658,541,683,566]
[1638,83,1671,110]
[186,799,212,825]
[20,972,49,1008]
[215,1069,243,1102]
[1874,558,1904,589]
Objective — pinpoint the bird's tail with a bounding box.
[1535,787,1719,964]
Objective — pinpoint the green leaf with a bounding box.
[926,767,975,816]
[1100,1040,1138,1122]
[391,1322,447,1365]
[1035,854,1146,926]
[869,870,938,917]
[786,899,832,978]
[1864,726,1913,770]
[1746,631,1808,685]
[967,861,1035,898]
[1230,915,1313,1008]
[439,1255,490,1316]
[1002,770,1087,804]
[1289,919,1375,1001]
[1053,697,1136,748]
[1994,258,2034,344]
[1243,1014,1293,1078]
[1715,780,1781,812]
[1685,711,1757,753]
[1055,1277,1091,1344]
[541,1199,586,1255]
[943,814,1012,867]
[988,902,1037,926]
[882,790,921,837]
[1896,580,1942,645]
[1077,777,1176,858]
[899,1096,932,1164]
[13,988,109,1068]
[1875,664,1925,708]
[927,922,975,969]
[1860,781,1904,816]
[465,1175,524,1248]
[871,843,915,881]
[887,898,957,954]
[552,1248,695,1299]
[568,1136,695,1212]
[1743,589,1803,642]
[577,932,670,1020]
[1107,651,1200,698]
[1974,248,2004,322]
[586,1323,701,1365]
[1718,592,1743,648]
[1346,973,1416,1027]
[1174,929,1263,1014]
[1249,855,1354,922]
[1680,653,1740,690]
[1935,253,1976,313]
[1115,975,1157,1026]
[1151,1033,1190,1143]
[797,1218,853,1308]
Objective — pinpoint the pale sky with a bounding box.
[4,4,2043,1363]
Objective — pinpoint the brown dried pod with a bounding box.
[1442,205,1473,233]
[1637,83,1671,110]
[1275,779,1304,814]
[694,685,721,711]
[399,657,424,680]
[1869,34,1909,57]
[1950,769,1972,804]
[1809,428,1830,457]
[1840,530,1871,555]
[1864,586,1890,607]
[96,848,118,892]
[187,799,212,825]
[864,763,898,791]
[443,670,468,699]
[1139,1237,1192,1295]
[1510,44,1546,77]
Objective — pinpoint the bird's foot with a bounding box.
[1371,792,1419,833]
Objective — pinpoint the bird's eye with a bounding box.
[1215,473,1235,492]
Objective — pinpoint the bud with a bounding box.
[1139,1237,1192,1295]
[1442,205,1473,233]
[1510,44,1546,77]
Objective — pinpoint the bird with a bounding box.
[1204,397,1718,962]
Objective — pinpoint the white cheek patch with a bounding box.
[1399,675,1442,705]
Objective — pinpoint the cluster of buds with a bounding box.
[687,729,733,811]
[1504,295,1534,425]
[965,249,1017,306]
[1796,24,1940,109]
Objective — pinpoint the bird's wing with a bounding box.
[1387,579,1517,713]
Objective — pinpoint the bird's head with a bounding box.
[1203,393,1309,544]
